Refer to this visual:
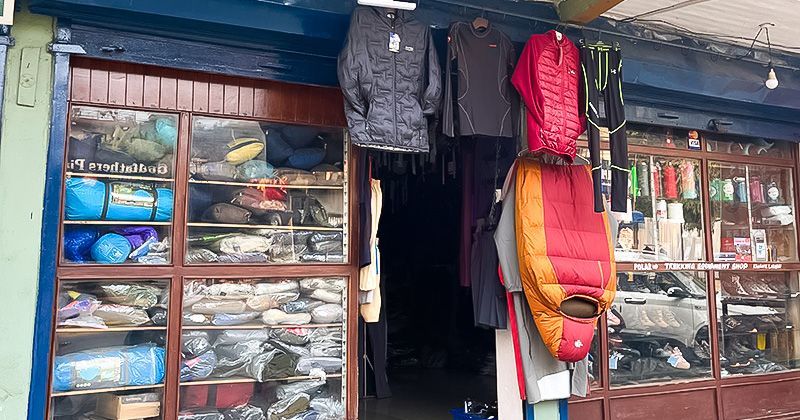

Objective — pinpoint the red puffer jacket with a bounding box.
[512,31,585,163]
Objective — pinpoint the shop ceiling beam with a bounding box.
[555,0,625,24]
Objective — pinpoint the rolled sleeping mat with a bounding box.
[65,178,173,221]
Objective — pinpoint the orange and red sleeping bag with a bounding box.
[515,159,616,362]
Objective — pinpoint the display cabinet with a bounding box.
[47,60,354,420]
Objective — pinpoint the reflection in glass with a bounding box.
[709,162,797,262]
[62,106,177,265]
[717,271,800,376]
[609,272,712,387]
[706,134,793,160]
[50,279,169,419]
[178,278,346,419]
[186,117,348,264]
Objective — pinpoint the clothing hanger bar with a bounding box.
[429,0,800,72]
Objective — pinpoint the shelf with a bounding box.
[56,326,167,333]
[721,296,788,307]
[65,172,174,183]
[181,373,343,387]
[187,222,342,232]
[182,323,342,331]
[189,179,343,190]
[51,383,164,397]
[63,220,172,226]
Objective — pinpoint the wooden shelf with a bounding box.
[187,222,342,232]
[65,172,174,183]
[51,383,163,397]
[181,373,343,387]
[56,326,167,333]
[64,220,172,226]
[189,179,343,190]
[182,323,341,331]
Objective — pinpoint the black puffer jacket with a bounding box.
[338,7,442,153]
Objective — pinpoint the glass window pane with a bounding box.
[706,134,793,160]
[179,277,347,419]
[716,271,800,376]
[186,116,348,265]
[627,125,691,149]
[577,148,705,262]
[589,326,601,389]
[50,279,169,419]
[62,106,177,264]
[709,162,797,262]
[609,271,712,387]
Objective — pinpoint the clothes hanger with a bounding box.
[472,10,489,31]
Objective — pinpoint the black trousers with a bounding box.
[581,46,628,213]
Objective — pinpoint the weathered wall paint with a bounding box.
[0,2,54,419]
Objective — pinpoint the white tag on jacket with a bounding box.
[389,32,401,53]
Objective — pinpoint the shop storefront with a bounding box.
[22,1,800,419]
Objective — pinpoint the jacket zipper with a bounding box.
[391,15,398,145]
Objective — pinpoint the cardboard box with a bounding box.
[95,393,160,420]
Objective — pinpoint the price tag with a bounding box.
[389,32,401,53]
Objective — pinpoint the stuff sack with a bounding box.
[202,203,252,224]
[63,226,99,262]
[225,138,265,165]
[181,350,218,382]
[231,188,288,215]
[52,344,165,391]
[195,162,238,181]
[236,160,275,181]
[65,178,173,221]
[287,148,325,170]
[515,160,616,362]
[290,194,332,227]
[91,233,132,264]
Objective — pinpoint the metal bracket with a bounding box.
[48,43,87,55]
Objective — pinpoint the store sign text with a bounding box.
[632,262,783,271]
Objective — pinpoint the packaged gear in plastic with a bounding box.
[91,233,132,264]
[236,160,275,181]
[287,148,326,170]
[272,328,313,346]
[213,234,271,254]
[274,168,317,185]
[300,254,345,263]
[262,309,312,325]
[100,283,161,308]
[195,161,238,181]
[231,188,288,214]
[193,300,248,315]
[213,312,261,326]
[179,409,225,420]
[52,344,165,391]
[184,313,211,326]
[183,281,209,307]
[308,233,344,253]
[306,289,341,304]
[290,194,332,227]
[181,349,218,381]
[282,298,325,314]
[267,393,310,420]
[58,314,107,329]
[300,278,346,293]
[246,292,300,311]
[254,280,299,294]
[218,252,270,264]
[112,226,159,251]
[147,307,168,326]
[65,178,173,221]
[223,404,266,420]
[310,304,343,324]
[309,397,345,419]
[94,304,151,326]
[187,248,220,264]
[203,203,253,224]
[207,283,255,299]
[214,341,298,381]
[214,330,272,346]
[295,357,342,374]
[63,226,99,262]
[58,292,100,321]
[182,331,213,358]
[276,379,326,400]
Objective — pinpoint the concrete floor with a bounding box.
[359,368,497,420]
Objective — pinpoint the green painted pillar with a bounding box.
[0,2,54,419]
[536,400,562,419]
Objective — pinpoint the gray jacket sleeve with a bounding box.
[494,176,522,293]
[422,28,442,116]
[442,24,457,137]
[337,11,367,120]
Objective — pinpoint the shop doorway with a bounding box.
[359,138,515,420]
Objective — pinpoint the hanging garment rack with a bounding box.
[427,0,800,71]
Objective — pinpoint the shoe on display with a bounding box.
[741,278,767,296]
[755,279,780,295]
[693,340,711,360]
[726,275,749,296]
[638,310,656,328]
[667,348,691,370]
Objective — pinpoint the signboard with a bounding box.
[0,0,14,25]
[632,262,785,272]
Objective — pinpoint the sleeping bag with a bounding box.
[52,343,165,391]
[91,233,132,264]
[63,226,99,262]
[515,159,616,362]
[65,178,173,221]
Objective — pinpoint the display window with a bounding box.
[186,116,348,265]
[716,271,800,376]
[178,277,347,418]
[608,271,712,387]
[709,162,797,262]
[62,106,177,265]
[50,279,170,419]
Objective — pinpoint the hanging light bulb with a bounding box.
[765,66,779,89]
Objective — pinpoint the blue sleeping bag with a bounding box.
[65,178,173,221]
[52,344,165,392]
